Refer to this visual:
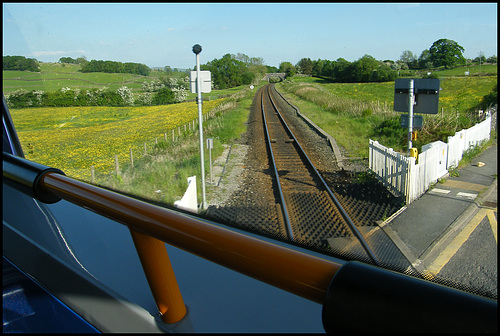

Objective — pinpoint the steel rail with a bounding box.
[39,172,342,305]
[260,86,295,241]
[266,84,380,265]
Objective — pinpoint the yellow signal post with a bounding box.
[410,147,418,160]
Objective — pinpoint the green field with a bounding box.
[290,72,497,113]
[3,62,255,103]
[3,62,186,94]
[10,100,227,181]
[398,63,497,78]
[278,66,497,157]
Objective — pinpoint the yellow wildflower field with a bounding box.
[10,100,226,181]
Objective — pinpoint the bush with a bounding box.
[422,72,439,79]
[370,116,407,149]
[477,84,497,110]
[362,108,373,118]
[152,87,175,105]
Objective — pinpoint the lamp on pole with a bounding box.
[193,44,207,210]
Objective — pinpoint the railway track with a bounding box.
[207,84,409,268]
[260,84,378,264]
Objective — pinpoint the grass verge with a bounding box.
[100,82,265,206]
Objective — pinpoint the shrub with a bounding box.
[362,108,373,118]
[152,87,175,105]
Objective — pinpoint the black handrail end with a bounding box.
[322,261,497,333]
[3,152,65,204]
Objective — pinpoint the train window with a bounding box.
[3,3,497,302]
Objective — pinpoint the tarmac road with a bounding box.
[381,140,497,299]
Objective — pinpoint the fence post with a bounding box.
[130,148,134,168]
[144,142,147,155]
[91,165,95,184]
[114,155,120,176]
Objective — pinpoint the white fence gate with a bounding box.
[369,112,492,204]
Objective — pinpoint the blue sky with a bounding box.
[3,3,497,69]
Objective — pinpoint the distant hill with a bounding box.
[2,62,189,94]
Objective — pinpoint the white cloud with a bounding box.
[32,50,87,58]
[32,50,66,56]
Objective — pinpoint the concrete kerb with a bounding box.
[472,176,497,208]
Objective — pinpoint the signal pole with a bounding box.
[408,79,414,154]
[193,44,207,209]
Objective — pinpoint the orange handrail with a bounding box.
[40,172,342,305]
[129,228,187,323]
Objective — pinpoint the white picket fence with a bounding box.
[369,112,492,204]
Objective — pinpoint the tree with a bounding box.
[428,38,465,69]
[202,53,257,89]
[278,62,296,78]
[311,59,325,77]
[349,55,380,82]
[418,49,432,69]
[473,52,486,64]
[400,50,419,69]
[250,57,264,66]
[152,87,175,105]
[266,65,279,73]
[400,50,415,63]
[3,55,40,72]
[59,57,77,64]
[81,59,150,76]
[76,56,88,65]
[296,58,313,75]
[486,55,497,63]
[332,58,350,82]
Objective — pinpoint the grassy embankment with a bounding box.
[100,84,261,205]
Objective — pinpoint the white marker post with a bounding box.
[193,44,207,210]
[207,138,213,184]
[407,79,414,155]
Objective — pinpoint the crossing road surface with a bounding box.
[384,171,497,299]
[426,206,497,298]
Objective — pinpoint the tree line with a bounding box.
[3,55,40,72]
[80,59,151,76]
[200,53,270,90]
[295,55,397,83]
[293,39,497,82]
